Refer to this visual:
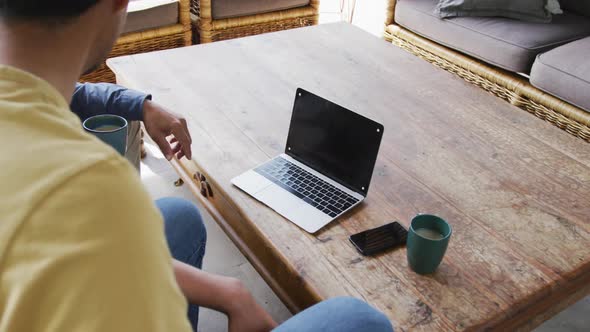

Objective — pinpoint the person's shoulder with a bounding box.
[0,114,141,228]
[20,112,136,198]
[1,95,127,192]
[20,151,157,235]
[6,149,165,270]
[48,152,155,219]
[0,154,191,332]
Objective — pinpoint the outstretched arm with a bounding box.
[71,82,192,160]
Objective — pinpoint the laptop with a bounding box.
[231,88,384,233]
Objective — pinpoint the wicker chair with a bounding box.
[191,0,319,43]
[383,0,590,142]
[81,0,192,83]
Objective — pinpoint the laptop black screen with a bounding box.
[285,88,384,196]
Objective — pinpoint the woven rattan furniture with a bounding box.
[80,0,192,83]
[190,0,319,43]
[384,0,590,143]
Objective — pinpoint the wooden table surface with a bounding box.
[108,23,590,331]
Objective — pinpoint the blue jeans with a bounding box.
[158,197,393,332]
[274,297,394,332]
[157,197,206,332]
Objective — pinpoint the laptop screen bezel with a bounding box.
[284,88,384,197]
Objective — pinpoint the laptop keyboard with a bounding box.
[254,157,360,218]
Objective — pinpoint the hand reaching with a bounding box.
[142,100,192,160]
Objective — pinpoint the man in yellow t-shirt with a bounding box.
[0,1,393,332]
[0,1,277,331]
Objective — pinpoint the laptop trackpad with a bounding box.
[254,185,298,219]
[232,170,273,195]
[254,185,332,233]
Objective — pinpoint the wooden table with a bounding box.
[108,23,590,331]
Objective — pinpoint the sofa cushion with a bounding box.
[124,0,179,34]
[530,37,590,112]
[435,0,551,23]
[394,0,590,73]
[212,0,310,20]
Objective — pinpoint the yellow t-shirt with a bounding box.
[0,66,191,332]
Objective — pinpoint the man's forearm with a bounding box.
[173,259,244,314]
[174,260,278,331]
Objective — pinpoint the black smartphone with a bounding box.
[349,222,408,256]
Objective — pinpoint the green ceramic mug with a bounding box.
[407,214,452,274]
[83,114,128,156]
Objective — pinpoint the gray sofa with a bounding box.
[395,0,590,112]
[386,0,590,141]
[530,36,590,112]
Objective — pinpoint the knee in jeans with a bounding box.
[325,297,394,332]
[179,200,207,246]
[160,197,207,246]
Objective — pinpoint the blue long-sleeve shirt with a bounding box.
[70,83,151,121]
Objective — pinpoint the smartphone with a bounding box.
[349,222,408,256]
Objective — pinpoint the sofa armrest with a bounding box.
[385,0,397,26]
[310,0,320,10]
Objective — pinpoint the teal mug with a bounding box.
[83,115,128,156]
[407,214,452,274]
